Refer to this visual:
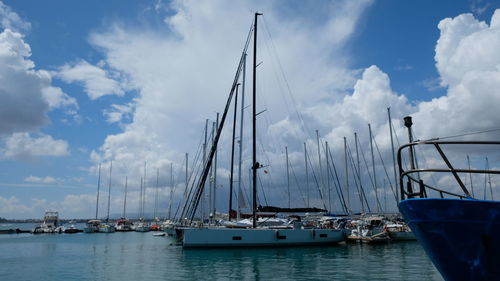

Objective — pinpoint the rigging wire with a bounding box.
[261,16,314,141]
[326,145,348,213]
[346,142,371,213]
[289,155,308,206]
[357,135,382,211]
[305,143,328,210]
[371,133,398,203]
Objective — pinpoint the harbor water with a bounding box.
[0,224,442,281]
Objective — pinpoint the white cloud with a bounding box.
[24,176,64,184]
[86,0,373,184]
[103,103,134,124]
[2,133,69,160]
[414,9,500,139]
[0,194,96,219]
[0,29,49,135]
[0,1,31,32]
[0,196,33,216]
[0,2,77,162]
[41,86,78,110]
[57,60,125,100]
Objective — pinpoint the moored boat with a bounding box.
[385,223,415,241]
[135,219,150,232]
[64,224,79,234]
[178,14,347,248]
[98,223,115,233]
[397,117,500,281]
[83,219,101,233]
[115,218,134,231]
[181,225,345,248]
[32,210,60,234]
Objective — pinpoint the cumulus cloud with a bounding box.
[0,1,31,32]
[414,9,500,139]
[0,29,50,135]
[86,0,373,186]
[57,60,125,100]
[0,2,76,162]
[2,133,69,160]
[103,102,134,124]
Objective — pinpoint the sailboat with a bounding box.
[84,163,102,233]
[178,13,346,247]
[136,174,150,232]
[99,161,115,233]
[115,176,134,231]
[397,116,500,281]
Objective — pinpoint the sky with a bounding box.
[1,0,500,219]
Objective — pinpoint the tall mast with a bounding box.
[106,161,113,223]
[467,155,474,197]
[154,168,159,220]
[326,141,331,212]
[316,130,324,205]
[252,12,262,228]
[185,153,188,208]
[213,112,219,220]
[304,142,309,208]
[122,176,128,218]
[95,163,101,220]
[209,120,215,223]
[237,53,247,221]
[228,84,239,221]
[344,137,349,213]
[286,146,290,208]
[139,177,143,219]
[354,132,364,213]
[168,163,173,219]
[202,119,208,220]
[369,124,381,213]
[143,162,147,219]
[387,107,398,203]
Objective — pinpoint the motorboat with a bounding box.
[32,210,60,234]
[64,225,79,234]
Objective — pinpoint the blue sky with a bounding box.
[1,0,500,219]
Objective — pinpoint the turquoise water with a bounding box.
[0,225,443,281]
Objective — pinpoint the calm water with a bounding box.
[0,224,443,281]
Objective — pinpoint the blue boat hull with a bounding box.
[399,198,500,281]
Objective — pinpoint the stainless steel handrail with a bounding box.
[397,140,500,200]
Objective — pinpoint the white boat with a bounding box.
[32,210,60,234]
[180,225,345,248]
[385,223,416,241]
[135,220,150,232]
[178,15,348,248]
[83,219,101,233]
[160,220,177,236]
[115,218,134,231]
[98,223,115,233]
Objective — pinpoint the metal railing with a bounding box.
[398,140,500,200]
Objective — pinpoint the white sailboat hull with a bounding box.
[181,228,346,248]
[388,231,416,241]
